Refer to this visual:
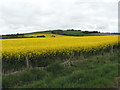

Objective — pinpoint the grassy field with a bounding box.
[52,30,110,36]
[3,48,119,88]
[24,31,52,35]
[24,30,113,36]
[2,30,117,39]
[2,34,120,88]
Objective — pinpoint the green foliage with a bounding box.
[51,30,110,36]
[46,63,64,76]
[2,69,48,88]
[3,50,119,88]
[2,30,117,39]
[51,30,63,34]
[2,46,119,88]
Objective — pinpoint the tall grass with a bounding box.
[2,48,119,88]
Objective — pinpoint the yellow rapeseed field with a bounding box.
[2,35,119,59]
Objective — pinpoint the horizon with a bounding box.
[1,29,119,35]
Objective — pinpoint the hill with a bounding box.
[1,29,119,39]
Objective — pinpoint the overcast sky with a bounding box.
[0,0,119,35]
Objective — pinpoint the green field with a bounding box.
[3,47,119,88]
[2,30,116,39]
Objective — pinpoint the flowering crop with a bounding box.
[2,35,119,58]
[2,35,119,72]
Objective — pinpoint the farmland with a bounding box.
[2,35,119,56]
[2,34,120,88]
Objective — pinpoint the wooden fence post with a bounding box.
[111,45,113,54]
[25,55,29,71]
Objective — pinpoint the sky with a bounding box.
[0,0,119,35]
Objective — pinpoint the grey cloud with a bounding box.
[0,0,118,34]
